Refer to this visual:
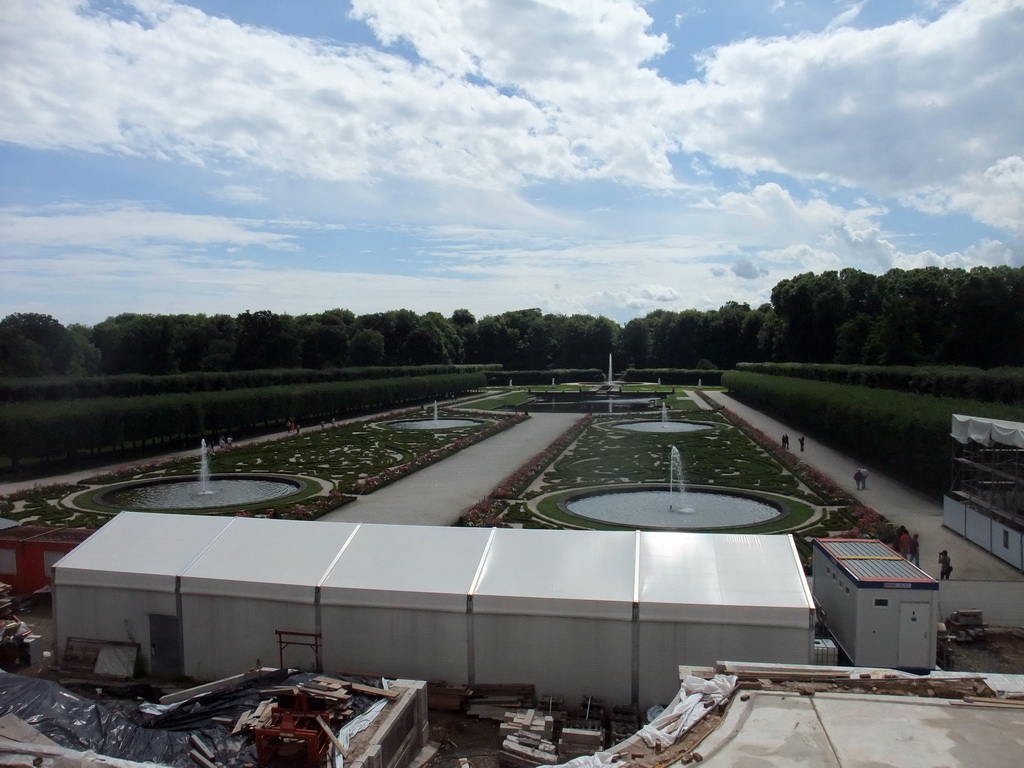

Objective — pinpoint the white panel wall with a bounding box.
[639,622,811,706]
[55,584,175,661]
[938,581,1024,626]
[321,606,469,682]
[181,594,318,680]
[473,614,633,705]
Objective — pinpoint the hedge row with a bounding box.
[623,369,724,386]
[1,372,485,468]
[0,364,500,403]
[734,363,1024,405]
[484,369,605,385]
[722,371,1024,499]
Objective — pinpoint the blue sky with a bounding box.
[1,0,1021,326]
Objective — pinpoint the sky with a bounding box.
[1,0,1022,327]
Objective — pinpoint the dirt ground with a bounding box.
[942,628,1024,675]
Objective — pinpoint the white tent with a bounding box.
[178,517,360,680]
[471,528,637,704]
[637,532,815,704]
[54,513,814,707]
[53,513,234,677]
[319,524,492,684]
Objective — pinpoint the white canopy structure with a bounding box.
[54,512,814,707]
[951,414,1024,447]
[946,415,1024,572]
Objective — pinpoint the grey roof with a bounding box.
[815,538,934,584]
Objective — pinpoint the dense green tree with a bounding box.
[348,328,386,366]
[233,310,301,370]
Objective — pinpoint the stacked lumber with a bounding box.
[499,730,560,768]
[558,724,605,761]
[232,676,355,734]
[499,709,555,741]
[609,704,639,745]
[427,681,473,711]
[466,683,535,720]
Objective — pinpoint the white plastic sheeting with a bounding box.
[951,414,1024,447]
[638,674,737,748]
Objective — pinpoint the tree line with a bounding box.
[3,265,1023,379]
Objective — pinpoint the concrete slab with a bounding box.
[698,691,1024,767]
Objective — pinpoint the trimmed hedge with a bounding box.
[734,363,1024,405]
[722,371,1024,498]
[1,372,485,468]
[623,369,724,386]
[484,369,605,385]
[0,364,500,403]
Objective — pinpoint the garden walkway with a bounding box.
[317,411,580,526]
[704,390,1024,582]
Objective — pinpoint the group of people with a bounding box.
[895,526,920,566]
[780,433,805,451]
[853,466,869,489]
[895,526,953,579]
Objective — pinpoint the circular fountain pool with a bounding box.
[96,475,302,511]
[389,418,481,430]
[561,486,783,530]
[612,421,714,434]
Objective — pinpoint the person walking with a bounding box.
[908,533,920,566]
[939,550,953,579]
[858,466,869,489]
[854,469,864,490]
[782,433,790,450]
[798,436,805,452]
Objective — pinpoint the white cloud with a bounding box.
[0,203,298,250]
[672,0,1024,230]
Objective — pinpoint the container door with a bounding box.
[149,614,182,677]
[897,602,929,667]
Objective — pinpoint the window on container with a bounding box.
[1004,530,1010,549]
[0,549,15,574]
[874,598,889,607]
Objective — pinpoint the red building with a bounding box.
[0,525,94,595]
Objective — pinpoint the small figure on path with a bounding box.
[782,433,790,450]
[858,466,869,489]
[798,436,805,452]
[908,533,920,566]
[854,468,865,489]
[897,527,911,558]
[939,550,952,579]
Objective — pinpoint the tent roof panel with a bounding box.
[471,528,636,604]
[180,518,360,589]
[319,523,492,596]
[638,532,813,611]
[53,512,233,586]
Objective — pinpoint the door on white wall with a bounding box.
[897,602,930,667]
[149,614,182,677]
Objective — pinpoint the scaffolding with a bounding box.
[950,427,1024,531]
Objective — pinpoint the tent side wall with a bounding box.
[320,605,470,683]
[472,613,633,704]
[180,592,318,680]
[638,619,812,706]
[54,581,175,670]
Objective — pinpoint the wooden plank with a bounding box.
[350,682,401,699]
[317,715,347,755]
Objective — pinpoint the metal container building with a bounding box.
[812,538,938,670]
